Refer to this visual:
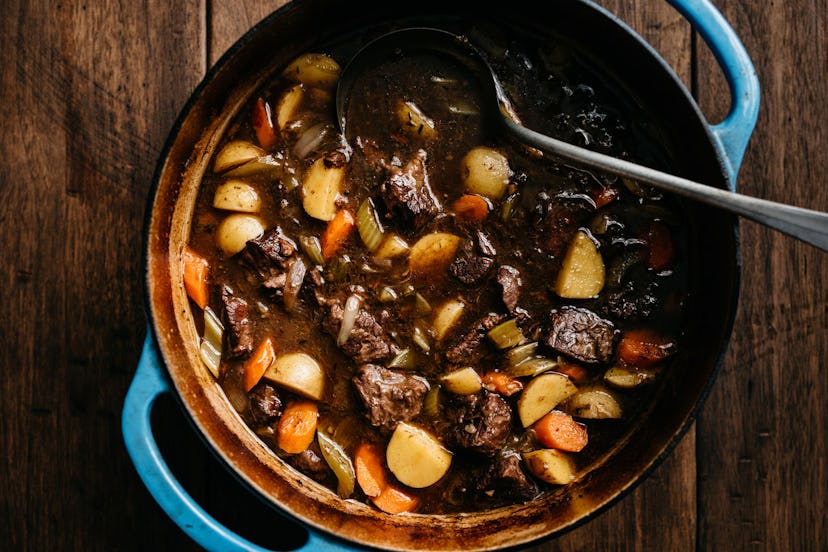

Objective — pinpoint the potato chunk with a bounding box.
[276,84,304,131]
[460,146,510,200]
[603,365,660,389]
[282,53,341,89]
[439,367,482,395]
[523,449,576,485]
[213,140,265,174]
[215,214,264,256]
[396,100,436,140]
[212,180,261,213]
[431,298,465,342]
[554,230,605,299]
[263,352,325,401]
[408,232,462,278]
[386,422,452,488]
[564,385,623,419]
[517,372,578,427]
[374,234,410,259]
[302,157,344,221]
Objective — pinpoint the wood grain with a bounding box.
[695,1,828,550]
[0,0,824,551]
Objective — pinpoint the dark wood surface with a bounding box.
[2,1,825,550]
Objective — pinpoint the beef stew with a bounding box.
[181,22,689,516]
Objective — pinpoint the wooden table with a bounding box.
[2,1,825,550]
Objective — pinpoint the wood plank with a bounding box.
[695,0,828,550]
[0,0,206,550]
[209,0,291,66]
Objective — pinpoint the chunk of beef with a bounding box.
[445,391,512,456]
[248,383,283,427]
[322,148,348,169]
[354,136,389,173]
[476,453,539,502]
[602,279,661,321]
[220,285,254,358]
[322,300,398,363]
[352,364,429,431]
[242,226,297,277]
[241,226,307,307]
[443,313,507,365]
[533,191,594,257]
[497,265,522,313]
[544,306,618,364]
[381,149,441,228]
[289,441,335,486]
[448,231,498,285]
[449,238,494,284]
[305,266,329,307]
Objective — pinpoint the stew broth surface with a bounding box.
[186,22,688,515]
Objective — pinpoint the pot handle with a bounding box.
[122,330,355,552]
[668,0,761,187]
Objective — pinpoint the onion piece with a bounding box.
[337,294,361,346]
[293,122,331,160]
[283,257,307,312]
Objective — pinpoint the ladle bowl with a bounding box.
[336,27,828,252]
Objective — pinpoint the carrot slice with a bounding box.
[451,194,490,221]
[354,442,387,498]
[320,208,355,260]
[591,185,619,209]
[481,371,523,396]
[182,246,210,309]
[354,442,419,514]
[277,400,318,454]
[372,485,419,515]
[243,336,276,392]
[644,221,675,271]
[533,410,588,452]
[252,97,278,150]
[555,360,588,383]
[617,328,676,368]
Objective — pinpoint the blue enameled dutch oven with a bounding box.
[122,0,760,550]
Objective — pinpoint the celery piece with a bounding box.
[487,318,525,349]
[356,198,384,252]
[388,348,415,370]
[412,323,432,353]
[199,306,224,378]
[506,341,538,367]
[299,234,325,266]
[317,432,355,498]
[507,357,559,378]
[422,385,442,418]
[413,292,432,317]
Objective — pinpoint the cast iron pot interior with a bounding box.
[144,0,739,550]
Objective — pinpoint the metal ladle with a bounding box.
[335,27,828,252]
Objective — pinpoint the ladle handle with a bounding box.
[504,120,828,252]
[668,0,761,185]
[122,330,355,552]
